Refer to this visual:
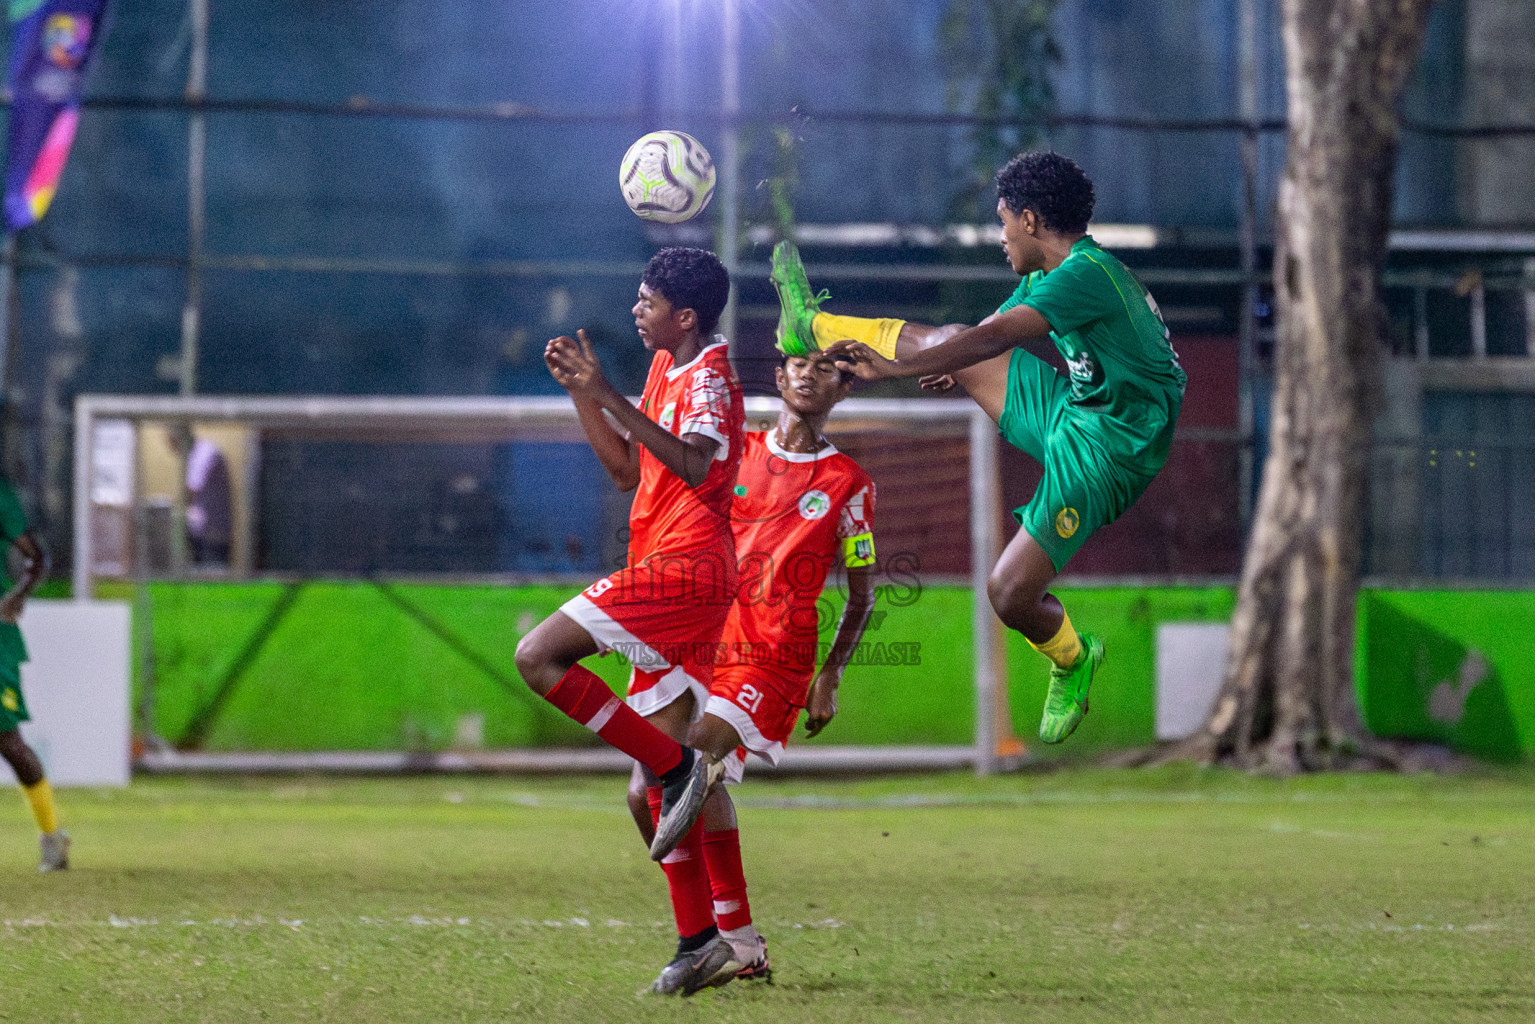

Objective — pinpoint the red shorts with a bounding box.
[705,664,811,784]
[560,552,736,719]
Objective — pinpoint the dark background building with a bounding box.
[4,0,1531,579]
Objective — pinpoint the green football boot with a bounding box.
[1038,632,1103,744]
[770,240,829,356]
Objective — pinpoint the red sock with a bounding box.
[703,827,752,931]
[648,787,716,938]
[544,666,682,777]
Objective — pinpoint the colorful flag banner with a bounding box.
[5,0,109,231]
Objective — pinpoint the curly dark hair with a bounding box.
[642,247,731,335]
[995,152,1095,235]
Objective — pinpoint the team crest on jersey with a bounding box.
[1,688,16,713]
[1054,507,1081,539]
[1065,350,1097,384]
[658,403,676,430]
[798,490,831,520]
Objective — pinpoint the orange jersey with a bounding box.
[627,339,745,565]
[722,430,876,679]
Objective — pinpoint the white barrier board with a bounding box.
[1155,623,1231,741]
[0,600,131,787]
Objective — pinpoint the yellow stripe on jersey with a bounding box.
[843,532,876,568]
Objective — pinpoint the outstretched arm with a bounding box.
[804,565,875,738]
[546,332,719,488]
[0,532,47,624]
[830,304,1055,382]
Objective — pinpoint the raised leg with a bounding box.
[895,322,1011,424]
[514,611,691,785]
[512,611,598,696]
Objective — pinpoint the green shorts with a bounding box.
[997,350,1173,571]
[0,658,28,732]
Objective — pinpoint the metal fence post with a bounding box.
[970,409,1001,776]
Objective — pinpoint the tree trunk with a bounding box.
[1186,0,1437,772]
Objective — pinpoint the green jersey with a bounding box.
[0,480,29,666]
[998,236,1186,458]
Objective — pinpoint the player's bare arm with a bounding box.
[552,333,643,490]
[0,532,46,625]
[805,564,874,737]
[572,393,642,491]
[913,313,1011,393]
[828,303,1054,382]
[546,331,721,487]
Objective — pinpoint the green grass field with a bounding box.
[1,767,1532,1022]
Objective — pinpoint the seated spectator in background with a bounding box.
[169,425,232,566]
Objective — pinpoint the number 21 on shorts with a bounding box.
[736,684,764,713]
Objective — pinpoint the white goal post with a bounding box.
[73,393,1010,775]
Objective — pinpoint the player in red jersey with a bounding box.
[516,250,745,979]
[628,350,878,993]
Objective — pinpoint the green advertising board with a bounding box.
[112,581,1532,761]
[1356,589,1535,762]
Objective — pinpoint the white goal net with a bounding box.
[73,393,1017,775]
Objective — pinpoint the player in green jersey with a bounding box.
[774,151,1186,744]
[0,478,68,870]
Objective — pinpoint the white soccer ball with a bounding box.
[619,130,716,223]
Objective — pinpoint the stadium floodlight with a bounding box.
[73,393,1008,776]
[644,0,743,345]
[718,0,742,349]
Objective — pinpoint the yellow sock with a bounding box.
[812,313,905,359]
[22,780,58,834]
[1029,611,1083,670]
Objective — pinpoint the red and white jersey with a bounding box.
[627,338,744,565]
[721,429,876,679]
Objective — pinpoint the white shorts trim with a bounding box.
[705,695,787,786]
[720,747,746,786]
[562,593,709,723]
[559,593,668,670]
[625,665,710,723]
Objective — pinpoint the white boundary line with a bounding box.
[135,744,1006,775]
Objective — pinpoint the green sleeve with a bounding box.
[995,272,1043,316]
[0,481,26,544]
[1018,254,1119,336]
